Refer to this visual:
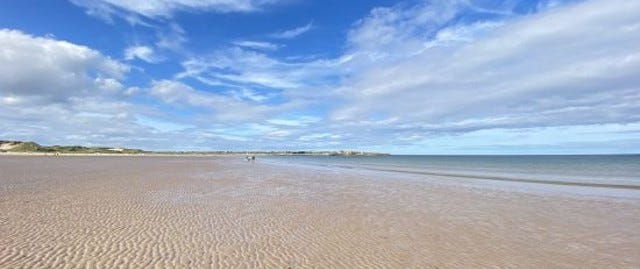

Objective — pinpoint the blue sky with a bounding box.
[0,0,638,154]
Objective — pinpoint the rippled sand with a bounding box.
[1,156,639,268]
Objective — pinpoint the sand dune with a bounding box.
[1,156,638,268]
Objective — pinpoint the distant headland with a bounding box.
[0,140,388,156]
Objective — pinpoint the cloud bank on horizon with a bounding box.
[0,0,638,154]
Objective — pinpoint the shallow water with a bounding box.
[263,155,640,188]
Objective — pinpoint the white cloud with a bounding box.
[177,47,343,90]
[332,0,640,135]
[167,0,640,151]
[232,40,279,51]
[0,29,164,148]
[0,90,160,149]
[0,29,129,103]
[124,45,161,63]
[228,88,270,102]
[70,0,284,19]
[298,133,341,142]
[267,116,320,127]
[148,79,278,121]
[0,29,301,150]
[156,23,188,51]
[268,22,313,39]
[346,1,463,59]
[150,79,221,106]
[136,115,191,132]
[369,123,640,155]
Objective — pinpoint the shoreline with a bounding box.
[335,164,640,190]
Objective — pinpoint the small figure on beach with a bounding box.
[245,155,256,162]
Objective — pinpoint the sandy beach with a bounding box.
[1,156,638,268]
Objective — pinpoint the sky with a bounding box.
[0,0,639,154]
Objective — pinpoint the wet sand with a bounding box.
[1,156,638,268]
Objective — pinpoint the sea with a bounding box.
[262,155,640,190]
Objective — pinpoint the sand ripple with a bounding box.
[1,156,639,268]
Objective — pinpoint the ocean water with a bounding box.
[262,155,640,189]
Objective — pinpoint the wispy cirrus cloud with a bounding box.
[177,46,345,90]
[333,0,640,132]
[155,23,188,52]
[70,0,285,20]
[124,45,162,63]
[232,40,280,51]
[268,22,313,39]
[161,0,640,152]
[148,79,281,121]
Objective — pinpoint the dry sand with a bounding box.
[0,156,638,268]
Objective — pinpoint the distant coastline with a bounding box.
[0,140,388,156]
